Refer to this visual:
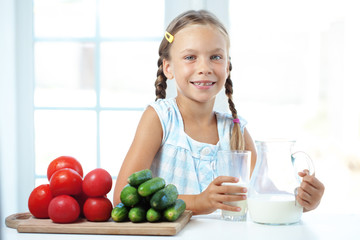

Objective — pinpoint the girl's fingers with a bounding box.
[213,176,239,185]
[221,193,247,200]
[219,203,242,212]
[298,171,325,198]
[297,174,325,211]
[296,195,311,208]
[220,185,247,194]
[300,180,318,196]
[212,176,248,194]
[303,175,324,190]
[301,175,325,203]
[297,186,312,203]
[218,197,246,212]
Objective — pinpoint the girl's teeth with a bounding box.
[193,82,213,86]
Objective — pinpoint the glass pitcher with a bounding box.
[248,139,314,225]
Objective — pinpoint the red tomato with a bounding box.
[49,168,83,196]
[83,197,113,222]
[47,156,83,181]
[82,168,112,197]
[28,184,53,218]
[48,195,80,223]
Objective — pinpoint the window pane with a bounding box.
[34,110,97,176]
[34,42,96,107]
[100,111,142,176]
[100,42,158,107]
[34,0,96,38]
[99,0,164,38]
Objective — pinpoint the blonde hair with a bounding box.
[154,10,244,150]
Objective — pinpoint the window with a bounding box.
[2,0,231,215]
[31,0,230,196]
[33,0,164,187]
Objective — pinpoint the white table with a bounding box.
[2,212,360,240]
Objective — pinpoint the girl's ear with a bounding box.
[163,59,174,80]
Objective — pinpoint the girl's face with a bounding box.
[163,24,230,104]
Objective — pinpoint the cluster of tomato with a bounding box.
[28,156,113,223]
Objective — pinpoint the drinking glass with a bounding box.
[216,150,251,221]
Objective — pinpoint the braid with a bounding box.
[225,62,245,150]
[155,57,167,100]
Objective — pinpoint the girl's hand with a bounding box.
[296,170,325,212]
[192,176,247,215]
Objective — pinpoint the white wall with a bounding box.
[15,0,36,213]
[0,1,35,231]
[0,0,19,231]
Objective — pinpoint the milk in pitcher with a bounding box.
[248,194,303,225]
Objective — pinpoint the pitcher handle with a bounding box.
[291,151,315,177]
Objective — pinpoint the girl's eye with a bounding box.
[185,55,195,61]
[211,55,222,60]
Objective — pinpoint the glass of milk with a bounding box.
[216,150,251,221]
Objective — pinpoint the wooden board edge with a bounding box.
[9,210,193,236]
[18,225,176,236]
[173,210,193,235]
[5,212,32,230]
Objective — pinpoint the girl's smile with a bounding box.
[190,80,216,89]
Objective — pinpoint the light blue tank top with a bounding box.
[149,98,247,194]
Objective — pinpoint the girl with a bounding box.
[113,10,324,215]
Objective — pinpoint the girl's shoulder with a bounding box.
[149,98,176,110]
[148,98,180,143]
[149,98,178,120]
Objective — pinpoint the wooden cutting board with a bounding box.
[6,211,192,236]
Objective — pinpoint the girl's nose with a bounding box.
[197,57,212,75]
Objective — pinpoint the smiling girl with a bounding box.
[113,10,324,215]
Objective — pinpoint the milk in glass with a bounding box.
[221,182,248,221]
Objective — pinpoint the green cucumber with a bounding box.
[120,185,141,207]
[163,199,186,222]
[127,169,153,187]
[150,184,178,210]
[111,203,129,222]
[146,208,162,222]
[138,177,166,197]
[128,206,147,223]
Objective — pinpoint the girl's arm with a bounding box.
[113,106,163,206]
[179,127,258,215]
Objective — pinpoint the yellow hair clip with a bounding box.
[165,31,174,43]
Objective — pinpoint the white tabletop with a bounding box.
[2,211,360,240]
